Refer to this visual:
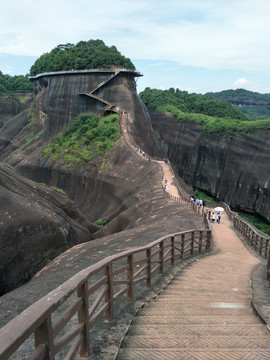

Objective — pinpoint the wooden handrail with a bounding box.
[0,226,211,360]
[220,202,270,282]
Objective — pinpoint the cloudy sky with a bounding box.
[1,0,270,94]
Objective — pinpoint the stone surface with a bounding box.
[0,164,96,294]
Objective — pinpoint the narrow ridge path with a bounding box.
[117,212,270,359]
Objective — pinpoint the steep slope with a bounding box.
[0,164,97,295]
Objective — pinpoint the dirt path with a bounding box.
[158,160,180,198]
[117,212,270,359]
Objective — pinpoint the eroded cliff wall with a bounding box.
[30,71,161,157]
[149,109,270,221]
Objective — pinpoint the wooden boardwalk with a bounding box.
[117,212,270,359]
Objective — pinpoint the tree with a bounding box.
[30,39,136,75]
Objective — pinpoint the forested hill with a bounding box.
[0,71,32,94]
[140,87,248,120]
[140,87,270,136]
[205,88,270,120]
[30,39,135,76]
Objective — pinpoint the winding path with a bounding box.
[117,212,270,359]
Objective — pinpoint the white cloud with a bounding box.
[0,63,13,74]
[234,78,249,87]
[0,0,269,72]
[1,0,270,92]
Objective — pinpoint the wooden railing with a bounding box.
[0,221,211,360]
[220,202,270,281]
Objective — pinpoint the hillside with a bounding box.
[205,88,270,120]
[140,87,270,136]
[140,87,248,120]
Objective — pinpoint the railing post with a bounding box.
[127,254,134,301]
[255,234,258,251]
[146,249,152,287]
[199,231,203,253]
[104,264,113,321]
[181,234,185,258]
[159,241,164,274]
[267,254,270,282]
[171,236,175,266]
[206,230,211,250]
[259,237,263,255]
[77,281,91,358]
[33,316,55,360]
[265,240,269,258]
[251,231,254,246]
[190,231,195,256]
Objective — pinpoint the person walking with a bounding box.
[217,211,221,224]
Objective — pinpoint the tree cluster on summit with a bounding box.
[30,39,135,76]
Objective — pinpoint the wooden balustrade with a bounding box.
[0,224,211,360]
[220,202,270,282]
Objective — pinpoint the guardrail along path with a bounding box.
[117,212,270,359]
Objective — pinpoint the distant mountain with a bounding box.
[205,88,270,120]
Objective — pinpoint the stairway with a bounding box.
[79,70,121,113]
[117,213,270,359]
[90,70,120,94]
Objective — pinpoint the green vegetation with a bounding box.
[0,162,15,171]
[140,87,248,120]
[238,212,270,236]
[194,189,218,207]
[50,186,66,195]
[95,219,108,227]
[0,71,32,97]
[30,39,135,76]
[206,89,270,120]
[140,88,270,136]
[162,104,270,136]
[40,182,66,195]
[42,113,120,168]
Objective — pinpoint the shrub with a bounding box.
[42,113,120,167]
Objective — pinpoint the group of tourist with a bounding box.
[211,211,222,224]
[162,176,174,192]
[190,196,206,207]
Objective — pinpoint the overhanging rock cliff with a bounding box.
[149,109,270,222]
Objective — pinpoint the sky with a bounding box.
[1,0,270,94]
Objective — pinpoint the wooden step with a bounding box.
[132,315,262,325]
[120,335,270,349]
[126,324,270,337]
[139,306,254,316]
[117,348,270,359]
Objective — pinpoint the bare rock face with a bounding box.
[0,92,19,126]
[0,164,96,295]
[29,71,162,157]
[0,92,33,162]
[149,109,270,221]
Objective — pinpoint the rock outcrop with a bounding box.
[149,109,270,222]
[0,164,97,294]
